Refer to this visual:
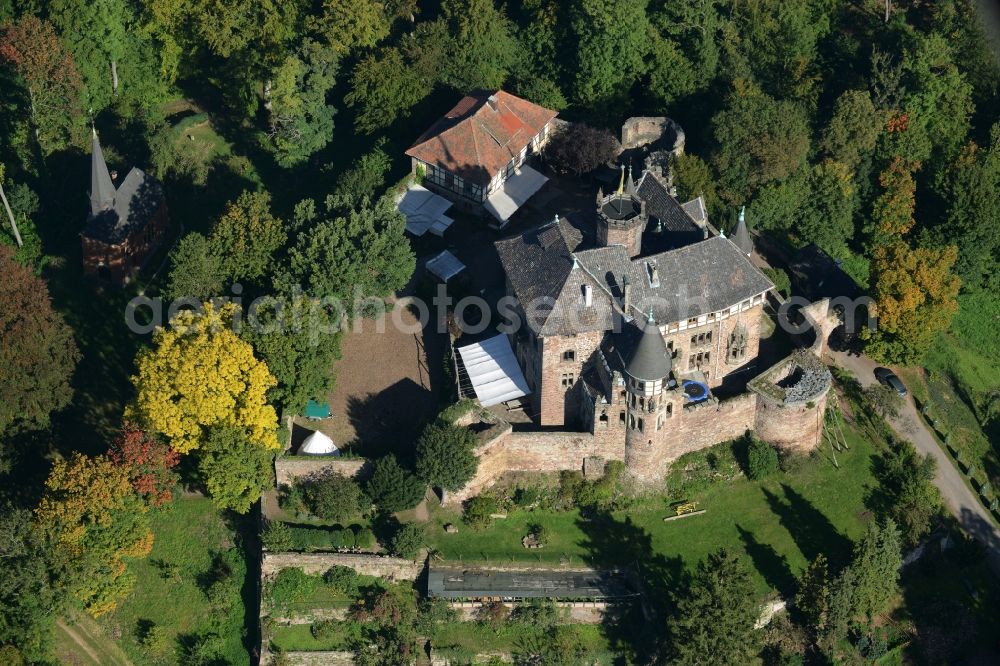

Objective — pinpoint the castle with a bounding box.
[449,152,833,500]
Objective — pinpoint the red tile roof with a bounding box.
[405,90,558,186]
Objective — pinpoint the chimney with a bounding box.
[583,284,593,307]
[487,94,499,111]
[623,275,632,314]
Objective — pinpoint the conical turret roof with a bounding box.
[732,206,752,255]
[625,313,672,382]
[90,128,115,216]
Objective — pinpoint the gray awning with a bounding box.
[426,250,465,283]
[397,184,454,237]
[456,334,530,407]
[483,165,548,225]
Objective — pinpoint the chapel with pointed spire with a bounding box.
[81,129,168,285]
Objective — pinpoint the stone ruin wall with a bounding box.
[754,390,829,453]
[621,117,685,152]
[447,428,625,504]
[274,457,369,488]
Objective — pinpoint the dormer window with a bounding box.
[646,261,660,287]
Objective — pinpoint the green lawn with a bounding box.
[98,496,251,665]
[270,622,363,651]
[425,423,874,596]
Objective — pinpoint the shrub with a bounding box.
[324,566,361,597]
[268,568,321,610]
[415,598,458,633]
[527,523,550,546]
[763,267,792,298]
[476,600,509,631]
[510,599,561,629]
[329,527,350,549]
[463,495,499,529]
[278,483,308,516]
[353,525,376,550]
[262,521,294,551]
[747,437,780,480]
[365,455,426,513]
[300,473,364,522]
[310,619,338,641]
[389,523,424,558]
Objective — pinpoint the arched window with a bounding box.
[728,325,748,364]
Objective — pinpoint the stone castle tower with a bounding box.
[621,313,674,480]
[596,165,647,258]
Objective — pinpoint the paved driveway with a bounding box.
[827,349,1000,577]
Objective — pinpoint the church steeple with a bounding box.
[89,127,115,216]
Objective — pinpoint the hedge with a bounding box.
[285,524,377,552]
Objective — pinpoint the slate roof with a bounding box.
[90,130,115,215]
[680,196,707,226]
[620,316,672,381]
[732,215,753,255]
[498,224,774,337]
[83,167,165,245]
[427,566,638,599]
[406,90,558,186]
[636,171,700,234]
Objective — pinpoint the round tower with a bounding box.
[622,313,673,481]
[596,165,647,257]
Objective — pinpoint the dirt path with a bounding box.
[828,349,1000,578]
[55,615,133,666]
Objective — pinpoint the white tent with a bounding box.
[300,430,339,456]
[397,184,454,237]
[457,334,531,407]
[483,165,549,225]
[426,250,465,283]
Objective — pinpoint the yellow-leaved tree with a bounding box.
[129,302,280,453]
[34,453,153,616]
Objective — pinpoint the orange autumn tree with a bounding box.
[867,157,918,247]
[34,453,153,616]
[865,155,961,364]
[108,423,180,508]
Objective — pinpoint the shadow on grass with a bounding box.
[576,511,688,662]
[345,378,436,461]
[763,484,854,572]
[736,524,796,596]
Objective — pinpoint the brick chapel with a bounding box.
[81,129,168,285]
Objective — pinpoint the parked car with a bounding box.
[874,367,907,396]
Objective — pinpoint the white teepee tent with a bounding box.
[300,430,339,456]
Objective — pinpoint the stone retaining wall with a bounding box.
[285,651,355,666]
[262,552,424,581]
[274,457,369,487]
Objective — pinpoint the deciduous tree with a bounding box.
[107,423,179,508]
[279,196,414,303]
[129,302,280,453]
[164,232,226,301]
[345,48,429,134]
[868,157,918,246]
[0,508,61,660]
[820,90,881,168]
[241,295,342,414]
[310,0,391,54]
[34,453,153,616]
[567,0,650,106]
[712,89,810,203]
[868,241,960,364]
[870,442,940,546]
[196,426,274,513]
[265,39,338,167]
[210,190,287,282]
[300,473,365,522]
[543,123,619,176]
[0,15,84,154]
[439,0,520,91]
[0,245,79,436]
